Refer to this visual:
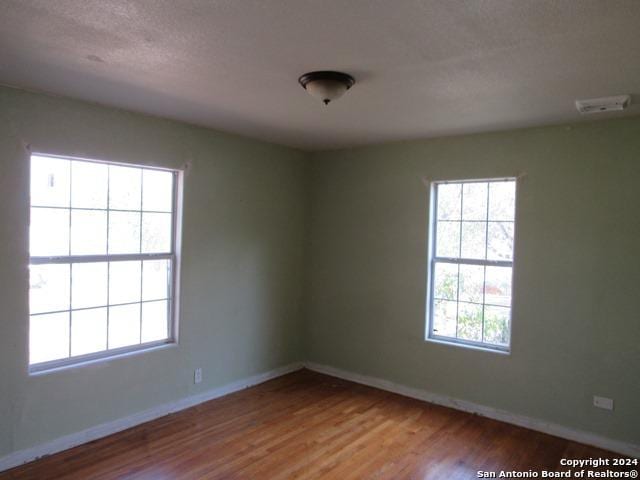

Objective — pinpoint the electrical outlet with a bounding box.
[194,368,202,384]
[593,396,613,411]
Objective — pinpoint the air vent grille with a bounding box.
[576,95,631,114]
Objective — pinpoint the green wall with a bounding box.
[307,118,640,445]
[0,86,308,457]
[2,84,639,460]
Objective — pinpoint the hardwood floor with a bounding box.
[1,369,633,479]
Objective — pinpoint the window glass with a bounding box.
[429,180,516,350]
[28,155,178,370]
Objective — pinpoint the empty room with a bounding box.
[0,1,638,478]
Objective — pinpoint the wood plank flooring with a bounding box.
[1,369,634,479]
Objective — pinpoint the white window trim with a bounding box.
[425,177,517,354]
[28,153,183,374]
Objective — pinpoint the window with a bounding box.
[427,179,516,352]
[29,154,181,371]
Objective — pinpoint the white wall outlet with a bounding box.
[593,395,613,411]
[194,368,202,384]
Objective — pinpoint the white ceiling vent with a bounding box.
[575,95,631,114]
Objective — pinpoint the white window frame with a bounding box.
[426,178,516,353]
[29,153,183,373]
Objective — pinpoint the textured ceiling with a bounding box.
[1,0,639,150]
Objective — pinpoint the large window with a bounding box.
[427,179,516,352]
[29,154,181,371]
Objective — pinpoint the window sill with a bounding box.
[425,337,511,355]
[29,340,178,376]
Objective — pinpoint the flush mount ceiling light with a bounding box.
[298,71,355,105]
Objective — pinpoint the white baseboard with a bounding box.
[305,362,639,458]
[0,362,303,473]
[2,360,636,473]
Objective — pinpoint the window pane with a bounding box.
[30,264,70,314]
[29,155,178,366]
[142,259,171,301]
[108,303,140,349]
[459,264,484,303]
[109,261,141,305]
[141,213,172,253]
[143,170,173,212]
[429,179,515,350]
[142,300,169,343]
[71,308,107,356]
[109,165,141,210]
[460,221,486,259]
[30,312,70,364]
[487,222,514,261]
[433,262,458,301]
[489,181,515,221]
[462,182,487,221]
[71,161,108,209]
[436,183,461,220]
[483,305,510,346]
[70,210,107,255]
[108,211,140,254]
[30,207,69,256]
[432,299,457,338]
[31,156,70,207]
[436,221,459,258]
[485,266,512,307]
[72,262,107,309]
[457,302,482,342]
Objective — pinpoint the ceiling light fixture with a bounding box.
[298,71,355,105]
